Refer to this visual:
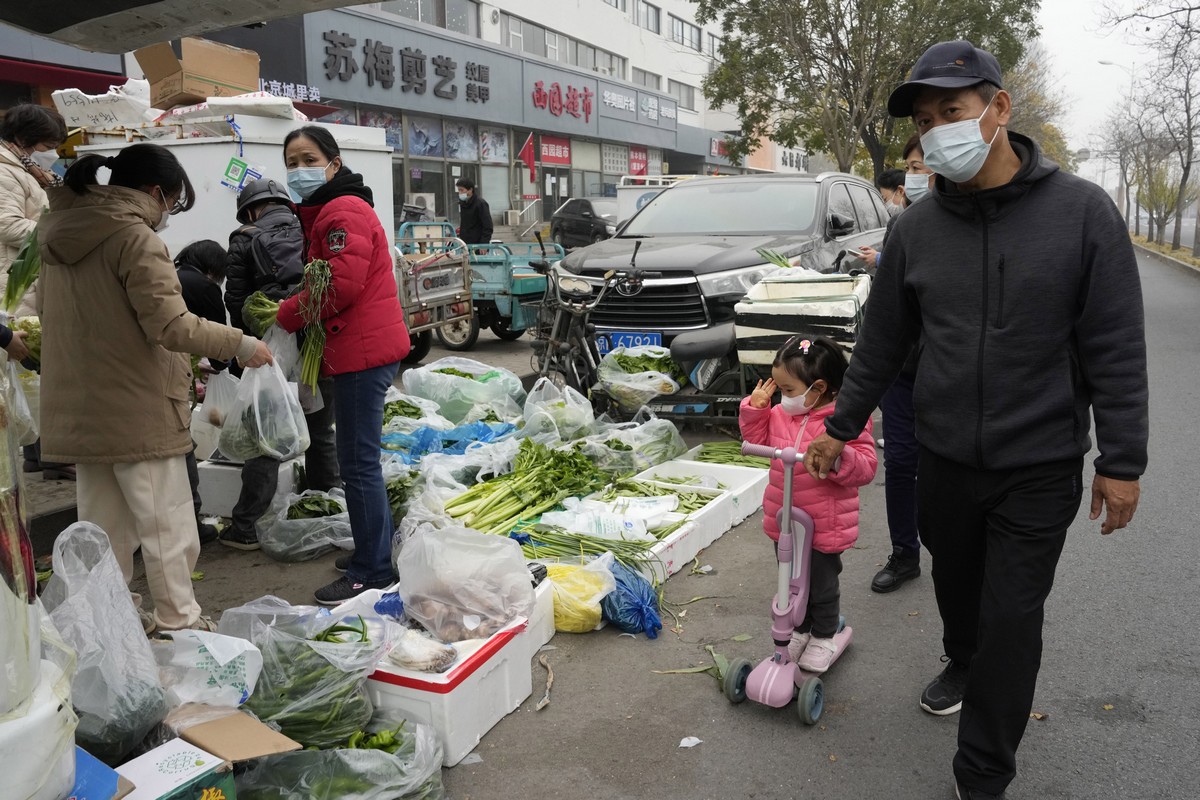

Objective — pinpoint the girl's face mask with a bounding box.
[779,384,817,416]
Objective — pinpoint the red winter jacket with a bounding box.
[276,173,409,375]
[739,398,877,553]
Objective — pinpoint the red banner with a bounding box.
[540,135,572,165]
[517,133,536,182]
[629,146,648,176]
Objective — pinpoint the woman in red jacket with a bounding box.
[275,125,409,604]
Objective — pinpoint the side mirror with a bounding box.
[827,213,855,238]
[581,209,593,218]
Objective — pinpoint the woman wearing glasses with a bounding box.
[35,143,272,634]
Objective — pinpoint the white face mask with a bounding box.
[904,172,931,203]
[153,188,171,232]
[779,385,817,416]
[30,149,58,171]
[919,95,1000,183]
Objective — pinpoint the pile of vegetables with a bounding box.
[517,524,659,574]
[243,291,280,337]
[432,367,477,379]
[384,397,424,424]
[297,259,333,392]
[598,479,714,515]
[286,494,347,521]
[244,618,375,749]
[386,471,416,527]
[219,402,303,462]
[695,440,772,469]
[13,317,40,364]
[443,439,607,535]
[609,349,687,387]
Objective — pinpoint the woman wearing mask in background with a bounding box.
[853,133,935,594]
[0,104,72,479]
[275,126,409,605]
[37,143,273,634]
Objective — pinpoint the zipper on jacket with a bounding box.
[995,254,1006,327]
[975,198,988,469]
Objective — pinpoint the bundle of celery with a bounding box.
[695,440,772,469]
[297,259,333,392]
[599,479,714,515]
[443,439,606,536]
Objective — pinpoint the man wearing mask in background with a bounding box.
[875,167,907,216]
[805,40,1148,799]
[454,177,493,245]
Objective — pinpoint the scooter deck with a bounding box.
[746,625,854,709]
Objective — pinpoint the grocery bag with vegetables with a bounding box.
[237,716,444,800]
[218,361,310,462]
[402,356,526,425]
[576,412,687,475]
[244,614,390,749]
[597,344,686,410]
[259,489,352,563]
[544,554,617,634]
[601,561,663,639]
[521,377,596,444]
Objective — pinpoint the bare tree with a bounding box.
[1003,41,1077,171]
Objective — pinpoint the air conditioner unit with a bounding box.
[504,210,522,225]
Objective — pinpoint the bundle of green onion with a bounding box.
[297,259,333,392]
[3,227,40,312]
[443,439,607,536]
[518,525,660,575]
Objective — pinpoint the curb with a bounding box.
[1133,242,1200,277]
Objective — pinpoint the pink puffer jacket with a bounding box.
[739,398,877,553]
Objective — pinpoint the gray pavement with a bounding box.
[32,249,1200,799]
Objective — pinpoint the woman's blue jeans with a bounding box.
[333,361,400,584]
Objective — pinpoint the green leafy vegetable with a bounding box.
[298,259,333,393]
[384,398,424,424]
[286,494,347,520]
[243,291,281,336]
[4,226,40,312]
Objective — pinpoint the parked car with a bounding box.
[558,172,889,354]
[551,197,620,248]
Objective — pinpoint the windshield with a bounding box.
[620,180,818,236]
[589,200,618,219]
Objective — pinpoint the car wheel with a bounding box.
[592,232,604,244]
[552,228,565,247]
[402,330,433,364]
[435,316,480,351]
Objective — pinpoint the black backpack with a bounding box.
[243,218,305,296]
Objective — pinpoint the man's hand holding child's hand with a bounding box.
[750,378,776,409]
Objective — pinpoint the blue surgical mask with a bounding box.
[457,192,469,202]
[919,95,999,183]
[287,165,329,201]
[779,385,817,416]
[904,172,931,203]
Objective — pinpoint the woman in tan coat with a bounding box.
[37,143,272,633]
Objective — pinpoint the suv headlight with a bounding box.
[696,264,780,299]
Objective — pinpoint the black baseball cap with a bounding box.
[887,40,1004,118]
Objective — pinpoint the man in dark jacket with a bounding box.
[218,178,340,550]
[454,177,493,244]
[804,41,1148,800]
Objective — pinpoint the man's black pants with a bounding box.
[918,447,1083,795]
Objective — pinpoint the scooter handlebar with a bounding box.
[740,442,841,471]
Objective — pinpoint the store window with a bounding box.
[408,116,444,158]
[636,1,661,33]
[444,120,479,161]
[359,107,403,150]
[408,160,447,220]
[668,80,696,111]
[632,68,661,90]
[669,15,702,50]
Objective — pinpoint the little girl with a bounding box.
[739,336,878,673]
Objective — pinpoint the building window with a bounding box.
[501,13,523,50]
[668,79,696,110]
[636,1,661,33]
[524,20,547,57]
[546,31,560,61]
[707,33,721,58]
[670,15,702,51]
[378,0,478,34]
[596,49,624,79]
[601,0,627,9]
[632,68,661,90]
[446,0,479,36]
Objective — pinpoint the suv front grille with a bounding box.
[586,276,708,330]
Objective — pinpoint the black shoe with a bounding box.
[921,657,969,715]
[956,782,1006,799]
[197,522,220,545]
[870,549,921,593]
[314,575,393,606]
[335,553,353,573]
[218,528,260,551]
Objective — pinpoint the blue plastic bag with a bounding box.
[601,562,662,639]
[380,421,516,464]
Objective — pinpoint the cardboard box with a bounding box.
[179,709,302,763]
[134,37,259,109]
[115,737,233,800]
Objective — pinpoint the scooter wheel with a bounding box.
[723,658,753,704]
[797,676,824,725]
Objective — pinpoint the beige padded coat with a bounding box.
[36,184,257,463]
[0,144,46,273]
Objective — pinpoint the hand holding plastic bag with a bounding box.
[192,370,239,460]
[218,361,310,462]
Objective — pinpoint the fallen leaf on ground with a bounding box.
[829,755,838,762]
[1030,712,1048,721]
[731,633,753,642]
[190,571,204,582]
[1102,704,1114,711]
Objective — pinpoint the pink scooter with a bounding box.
[723,443,853,724]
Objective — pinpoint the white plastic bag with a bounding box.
[155,630,263,708]
[217,595,328,642]
[192,370,240,460]
[259,489,353,563]
[578,411,687,473]
[382,386,453,434]
[544,553,618,634]
[597,345,683,409]
[396,526,535,642]
[522,377,596,443]
[218,361,310,462]
[41,523,168,764]
[3,361,37,446]
[263,326,324,415]
[402,356,526,424]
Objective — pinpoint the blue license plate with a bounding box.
[597,331,663,356]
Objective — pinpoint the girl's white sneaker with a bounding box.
[788,630,811,662]
[797,636,839,673]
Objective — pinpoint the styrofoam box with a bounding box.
[641,481,734,539]
[635,460,768,526]
[367,580,553,767]
[679,444,770,471]
[196,458,297,518]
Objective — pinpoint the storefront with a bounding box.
[0,23,125,110]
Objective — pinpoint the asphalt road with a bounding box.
[139,249,1198,800]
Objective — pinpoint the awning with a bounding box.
[0,56,126,94]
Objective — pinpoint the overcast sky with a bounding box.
[1034,0,1146,186]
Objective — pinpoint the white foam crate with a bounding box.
[366,581,553,767]
[635,460,768,526]
[196,458,297,518]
